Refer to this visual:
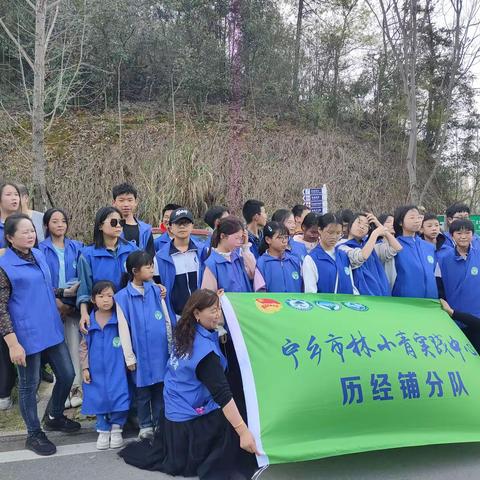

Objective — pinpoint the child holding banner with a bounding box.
[119,289,259,479]
[302,213,356,294]
[392,205,438,299]
[254,222,303,293]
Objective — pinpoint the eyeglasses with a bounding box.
[106,218,126,228]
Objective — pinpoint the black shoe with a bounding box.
[44,414,81,433]
[25,431,56,456]
[41,368,54,384]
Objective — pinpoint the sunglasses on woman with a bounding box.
[106,218,126,228]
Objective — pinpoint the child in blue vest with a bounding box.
[77,206,138,334]
[201,216,255,293]
[119,289,258,479]
[271,209,308,264]
[421,213,452,261]
[154,203,182,252]
[254,222,302,292]
[443,203,480,250]
[156,208,205,322]
[337,213,400,296]
[292,212,321,254]
[115,251,171,441]
[80,281,131,450]
[243,199,267,259]
[392,205,438,299]
[303,213,356,294]
[437,219,480,351]
[0,183,21,248]
[112,183,155,256]
[40,208,84,408]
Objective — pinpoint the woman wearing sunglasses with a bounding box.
[77,207,138,334]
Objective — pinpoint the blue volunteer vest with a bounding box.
[288,238,307,264]
[120,218,152,250]
[114,281,169,387]
[154,232,172,252]
[439,247,480,318]
[39,237,84,288]
[164,324,227,422]
[308,245,354,294]
[81,310,131,415]
[256,251,302,293]
[204,249,252,292]
[155,237,206,322]
[342,239,390,296]
[80,240,137,292]
[0,248,64,355]
[392,236,438,298]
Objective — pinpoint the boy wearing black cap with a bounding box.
[156,209,206,321]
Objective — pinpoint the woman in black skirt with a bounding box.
[119,289,259,480]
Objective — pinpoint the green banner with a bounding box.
[438,214,480,233]
[223,293,480,466]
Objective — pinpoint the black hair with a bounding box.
[446,203,470,219]
[346,212,368,236]
[242,199,264,224]
[43,208,69,237]
[92,280,116,299]
[336,209,354,225]
[208,215,244,257]
[112,182,138,200]
[0,182,22,210]
[204,206,229,230]
[393,205,418,237]
[162,203,182,217]
[378,213,393,226]
[271,209,293,225]
[449,219,475,235]
[292,204,310,218]
[93,206,123,248]
[302,212,320,230]
[318,212,342,230]
[3,213,35,248]
[121,250,154,288]
[422,213,439,225]
[259,221,289,255]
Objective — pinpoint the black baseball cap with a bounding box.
[170,208,194,224]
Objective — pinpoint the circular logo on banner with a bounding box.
[255,298,283,314]
[427,255,435,264]
[342,302,369,312]
[285,299,314,311]
[315,301,341,311]
[344,267,350,276]
[471,267,479,276]
[112,337,121,348]
[292,271,300,280]
[154,310,163,320]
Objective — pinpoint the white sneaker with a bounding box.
[0,397,12,411]
[96,431,110,450]
[138,427,154,440]
[69,387,82,408]
[110,425,124,448]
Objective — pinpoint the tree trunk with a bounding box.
[406,91,419,203]
[32,0,48,211]
[292,0,304,102]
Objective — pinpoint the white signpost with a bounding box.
[302,185,328,214]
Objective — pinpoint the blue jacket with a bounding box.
[81,310,131,415]
[308,245,354,294]
[248,230,262,259]
[121,218,152,250]
[0,248,64,355]
[114,281,170,387]
[204,249,252,292]
[154,232,172,252]
[164,324,227,422]
[288,238,307,265]
[444,231,480,250]
[439,247,480,318]
[392,236,438,298]
[156,237,206,321]
[39,237,84,288]
[256,251,302,292]
[341,239,390,296]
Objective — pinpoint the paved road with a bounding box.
[2,431,480,480]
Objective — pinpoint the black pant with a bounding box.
[0,337,16,398]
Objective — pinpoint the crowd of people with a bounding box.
[0,180,478,480]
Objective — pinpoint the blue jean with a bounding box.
[17,341,74,435]
[136,382,164,429]
[96,411,128,432]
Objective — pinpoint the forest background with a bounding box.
[0,0,479,239]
